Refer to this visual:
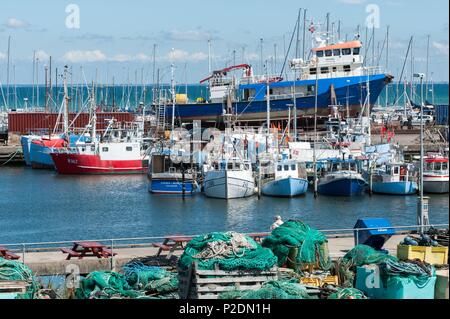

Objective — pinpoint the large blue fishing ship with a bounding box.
[164,33,392,123]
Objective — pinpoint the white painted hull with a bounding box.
[204,169,255,199]
[423,175,449,194]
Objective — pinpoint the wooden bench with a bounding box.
[60,248,81,260]
[152,243,172,251]
[100,248,117,258]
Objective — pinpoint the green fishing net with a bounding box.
[328,287,367,299]
[178,231,278,271]
[0,257,39,299]
[262,220,330,270]
[219,280,313,299]
[342,245,397,267]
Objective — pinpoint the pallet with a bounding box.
[0,280,30,294]
[178,262,278,299]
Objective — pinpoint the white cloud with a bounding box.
[338,0,365,4]
[35,50,49,61]
[0,52,6,60]
[62,50,107,63]
[165,49,209,62]
[5,17,29,29]
[433,41,449,56]
[165,30,215,42]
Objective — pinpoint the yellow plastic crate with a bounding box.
[397,245,429,261]
[300,277,321,287]
[322,275,339,287]
[428,247,448,265]
[397,245,448,265]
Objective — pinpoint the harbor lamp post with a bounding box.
[413,72,429,234]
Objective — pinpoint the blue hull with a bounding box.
[29,142,55,169]
[167,74,389,120]
[20,136,35,166]
[318,178,367,196]
[149,179,195,194]
[372,181,418,195]
[262,177,309,197]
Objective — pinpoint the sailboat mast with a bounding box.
[171,63,176,134]
[302,9,307,61]
[385,26,389,107]
[63,66,69,137]
[32,50,35,107]
[313,59,319,198]
[266,79,270,134]
[6,36,11,108]
[425,35,430,102]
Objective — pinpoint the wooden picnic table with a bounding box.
[153,236,193,258]
[0,246,20,260]
[60,241,116,260]
[247,232,270,243]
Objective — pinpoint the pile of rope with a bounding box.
[262,220,330,271]
[219,280,313,299]
[380,259,434,287]
[178,231,277,271]
[0,257,40,299]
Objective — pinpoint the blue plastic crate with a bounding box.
[354,218,395,250]
[356,265,436,299]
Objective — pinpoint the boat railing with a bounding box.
[363,66,383,76]
[1,223,447,265]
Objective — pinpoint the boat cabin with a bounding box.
[376,163,414,183]
[425,157,449,173]
[211,158,252,172]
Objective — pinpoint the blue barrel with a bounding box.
[354,218,395,250]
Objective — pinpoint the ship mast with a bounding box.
[63,66,69,137]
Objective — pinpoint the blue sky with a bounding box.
[0,0,448,84]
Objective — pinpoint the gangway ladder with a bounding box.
[156,101,166,132]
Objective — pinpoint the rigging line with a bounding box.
[279,17,300,78]
[393,36,413,106]
[232,85,267,123]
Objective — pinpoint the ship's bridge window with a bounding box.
[353,47,361,55]
[333,49,341,56]
[325,50,332,57]
[284,165,289,171]
[343,65,351,72]
[342,48,351,55]
[102,147,108,152]
[227,163,233,170]
[90,145,95,152]
[277,165,282,171]
[442,162,448,170]
[321,67,329,74]
[332,67,337,72]
[310,68,317,75]
[394,166,399,175]
[316,51,324,58]
[291,164,296,171]
[126,146,132,151]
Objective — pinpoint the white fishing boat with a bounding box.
[423,154,449,194]
[203,158,255,199]
[260,159,308,197]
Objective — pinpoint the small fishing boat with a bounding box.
[423,155,449,194]
[148,153,198,195]
[318,159,367,196]
[260,159,308,197]
[203,158,255,199]
[29,135,66,169]
[371,163,418,195]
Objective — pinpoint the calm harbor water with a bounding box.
[0,166,448,245]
